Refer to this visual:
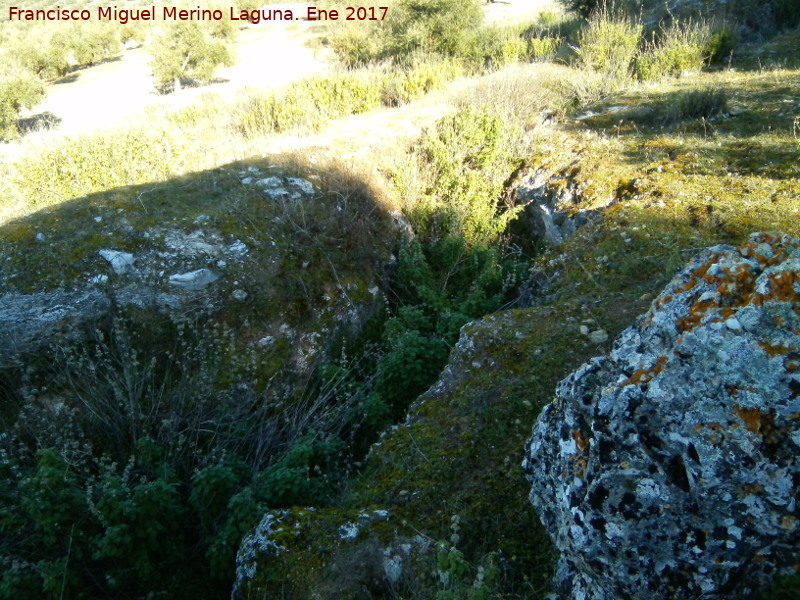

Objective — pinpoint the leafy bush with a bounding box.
[15,38,69,80]
[459,25,531,71]
[527,36,562,61]
[149,21,234,92]
[70,23,121,66]
[381,56,462,106]
[635,20,712,82]
[706,25,739,64]
[557,0,601,19]
[0,315,363,600]
[572,9,642,91]
[668,87,728,121]
[330,0,483,66]
[0,71,45,140]
[15,127,181,206]
[399,106,522,247]
[378,0,484,61]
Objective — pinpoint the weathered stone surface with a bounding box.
[98,249,136,275]
[0,289,110,359]
[523,232,800,600]
[168,268,219,290]
[514,168,597,247]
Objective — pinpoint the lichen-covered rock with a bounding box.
[523,232,800,600]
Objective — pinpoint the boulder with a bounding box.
[523,232,800,600]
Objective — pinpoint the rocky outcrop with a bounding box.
[523,232,800,599]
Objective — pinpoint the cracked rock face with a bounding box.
[523,232,800,600]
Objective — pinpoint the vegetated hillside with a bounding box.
[0,0,799,599]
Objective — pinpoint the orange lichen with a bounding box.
[692,423,724,446]
[735,405,765,434]
[741,484,765,496]
[573,456,587,479]
[754,271,800,306]
[677,298,718,332]
[758,341,795,358]
[735,405,780,443]
[623,356,669,386]
[573,429,590,453]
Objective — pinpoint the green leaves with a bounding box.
[149,21,234,92]
[0,71,44,140]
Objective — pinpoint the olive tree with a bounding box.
[149,21,234,93]
[0,71,45,140]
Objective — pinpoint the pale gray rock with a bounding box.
[228,240,248,255]
[0,289,110,358]
[233,512,287,599]
[287,177,315,195]
[515,169,595,247]
[523,232,800,600]
[168,268,219,291]
[256,176,283,189]
[587,329,608,344]
[98,249,135,275]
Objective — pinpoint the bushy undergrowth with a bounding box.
[565,9,726,107]
[330,106,531,429]
[234,59,462,138]
[0,71,45,141]
[0,103,533,600]
[331,0,483,67]
[15,127,181,207]
[329,0,546,72]
[0,317,363,600]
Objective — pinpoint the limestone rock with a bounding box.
[0,289,111,359]
[514,168,596,247]
[98,249,136,275]
[523,232,800,600]
[167,268,219,291]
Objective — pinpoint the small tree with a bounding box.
[149,21,233,93]
[16,38,69,81]
[71,23,122,67]
[0,71,45,140]
[385,0,484,60]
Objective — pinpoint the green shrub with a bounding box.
[382,0,484,60]
[635,20,712,82]
[330,0,483,65]
[303,71,385,119]
[382,56,462,106]
[149,21,233,92]
[527,36,562,61]
[329,22,382,68]
[706,25,738,64]
[0,71,45,140]
[15,127,181,206]
[668,87,728,121]
[573,9,642,91]
[557,0,601,18]
[459,25,531,71]
[15,38,69,80]
[70,23,121,67]
[407,106,522,247]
